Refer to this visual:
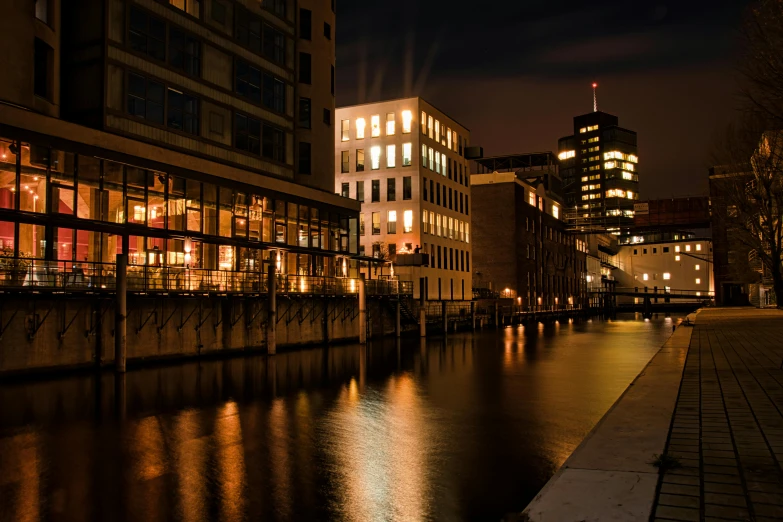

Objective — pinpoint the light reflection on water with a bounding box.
[0,314,672,521]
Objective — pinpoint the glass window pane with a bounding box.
[0,140,17,210]
[104,161,124,223]
[20,143,48,214]
[186,180,201,233]
[128,235,145,265]
[167,175,186,231]
[77,155,101,220]
[203,183,217,235]
[218,187,232,237]
[147,171,166,228]
[0,221,14,257]
[54,227,74,261]
[18,223,45,260]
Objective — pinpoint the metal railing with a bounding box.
[0,260,413,296]
[591,287,715,298]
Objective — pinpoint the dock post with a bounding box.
[419,277,426,338]
[442,301,447,335]
[267,264,277,355]
[471,301,476,331]
[395,300,401,338]
[359,274,367,344]
[114,254,127,373]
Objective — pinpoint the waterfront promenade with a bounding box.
[523,308,783,522]
[652,308,783,521]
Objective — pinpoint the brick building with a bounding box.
[470,157,588,310]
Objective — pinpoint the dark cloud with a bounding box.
[335,0,751,198]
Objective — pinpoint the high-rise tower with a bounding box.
[558,86,639,227]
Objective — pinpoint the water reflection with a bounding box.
[0,315,671,521]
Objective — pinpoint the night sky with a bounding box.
[335,0,750,199]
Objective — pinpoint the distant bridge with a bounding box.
[591,287,713,318]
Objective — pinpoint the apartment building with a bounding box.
[0,0,358,280]
[335,98,472,301]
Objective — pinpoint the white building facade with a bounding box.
[334,98,472,301]
[615,239,714,303]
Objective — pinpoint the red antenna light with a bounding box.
[592,82,598,88]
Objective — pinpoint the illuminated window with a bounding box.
[695,278,701,284]
[685,245,691,252]
[341,119,349,141]
[435,151,441,174]
[402,110,412,133]
[529,192,535,206]
[421,111,426,134]
[623,163,635,171]
[386,112,395,135]
[402,143,412,166]
[441,154,446,175]
[422,210,427,233]
[588,136,599,143]
[371,115,380,137]
[436,214,441,236]
[370,146,381,169]
[553,205,559,219]
[452,130,457,151]
[696,244,702,251]
[465,223,470,243]
[428,147,433,170]
[622,171,633,180]
[429,211,435,234]
[626,191,634,199]
[558,150,576,160]
[435,120,440,142]
[663,273,671,280]
[403,210,413,233]
[695,264,700,271]
[387,210,397,234]
[675,255,681,261]
[371,212,380,234]
[428,115,433,139]
[386,144,396,168]
[447,127,452,149]
[643,273,649,281]
[355,117,365,139]
[604,161,617,169]
[675,245,680,252]
[696,291,701,296]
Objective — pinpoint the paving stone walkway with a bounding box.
[653,308,783,522]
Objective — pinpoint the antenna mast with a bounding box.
[592,82,598,112]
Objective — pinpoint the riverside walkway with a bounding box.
[523,308,783,522]
[652,308,783,521]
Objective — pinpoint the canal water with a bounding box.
[0,314,673,522]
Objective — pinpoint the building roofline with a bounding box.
[336,96,470,131]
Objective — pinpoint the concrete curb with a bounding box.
[520,319,695,521]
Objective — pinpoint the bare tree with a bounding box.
[713,112,783,306]
[711,0,783,306]
[740,0,783,126]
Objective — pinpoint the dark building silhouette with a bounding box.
[558,110,639,228]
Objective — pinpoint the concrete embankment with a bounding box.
[521,313,698,521]
[0,294,404,375]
